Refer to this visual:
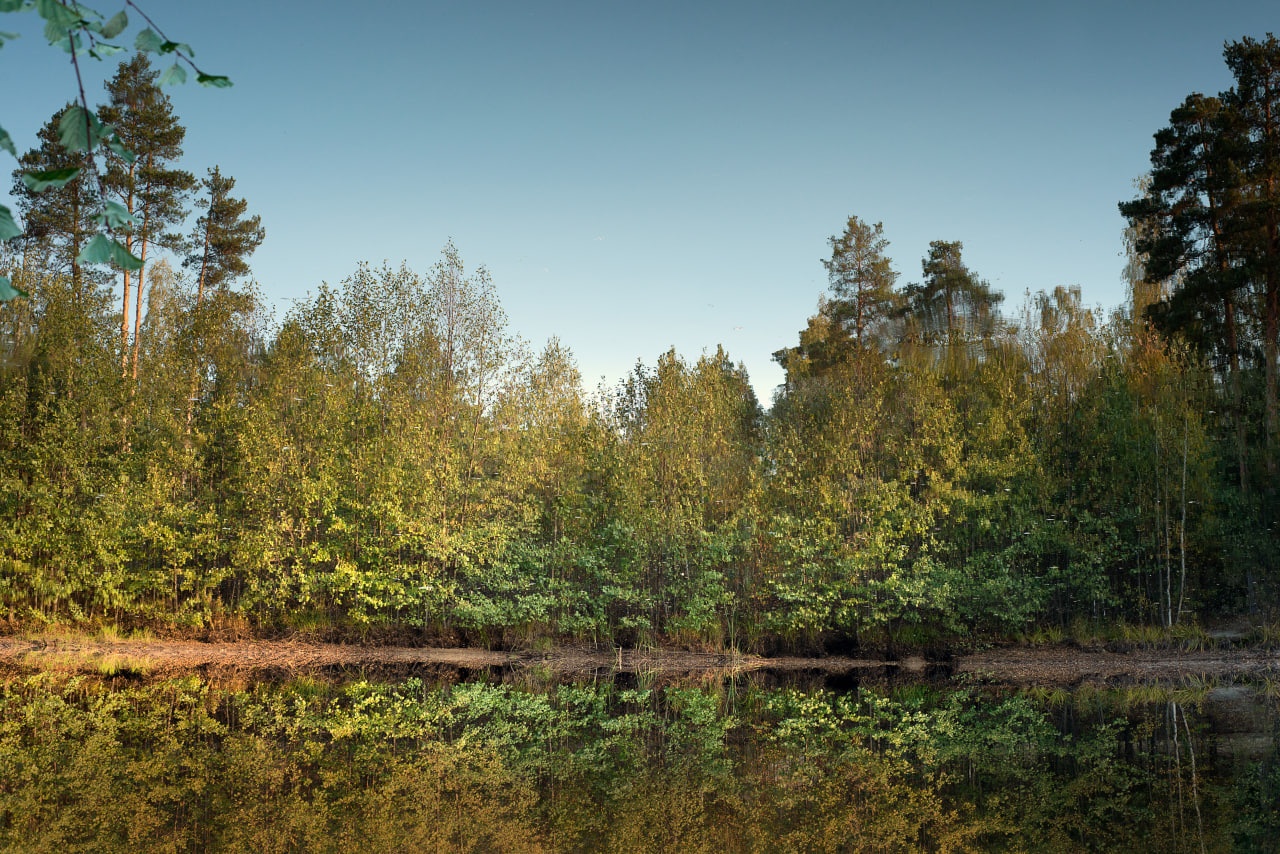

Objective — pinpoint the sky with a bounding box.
[3,0,1278,405]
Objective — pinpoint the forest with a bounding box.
[4,670,1273,851]
[2,39,1280,654]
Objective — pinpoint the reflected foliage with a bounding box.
[0,673,1273,852]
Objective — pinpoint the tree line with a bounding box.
[3,673,1260,851]
[0,43,1277,650]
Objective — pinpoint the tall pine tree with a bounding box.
[1120,93,1251,490]
[1224,35,1280,469]
[822,216,899,349]
[185,166,264,307]
[183,166,263,431]
[99,54,196,380]
[10,105,102,300]
[900,241,1003,349]
[1124,35,1280,476]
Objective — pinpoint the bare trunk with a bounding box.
[120,268,132,375]
[1181,703,1208,854]
[1177,414,1188,623]
[1266,272,1279,470]
[196,219,210,309]
[1206,140,1249,493]
[1157,431,1171,628]
[130,219,150,381]
[185,223,213,436]
[1264,91,1279,472]
[1224,294,1249,492]
[1165,493,1172,629]
[119,170,137,376]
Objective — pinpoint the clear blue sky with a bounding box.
[4,1,1277,403]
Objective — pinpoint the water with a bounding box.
[0,666,1276,852]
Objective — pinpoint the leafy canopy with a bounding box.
[0,0,231,300]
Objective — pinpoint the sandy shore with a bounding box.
[1,636,1276,685]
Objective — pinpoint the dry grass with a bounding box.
[1250,621,1280,647]
[1036,675,1219,714]
[15,647,152,677]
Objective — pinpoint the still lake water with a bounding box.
[1,663,1277,852]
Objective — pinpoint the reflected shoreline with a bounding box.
[2,635,1276,685]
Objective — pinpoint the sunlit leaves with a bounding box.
[34,0,79,35]
[157,61,185,86]
[98,8,125,39]
[196,72,231,88]
[0,203,18,240]
[132,25,162,52]
[92,199,138,230]
[0,275,27,300]
[77,232,143,269]
[21,165,80,191]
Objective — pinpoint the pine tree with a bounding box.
[1120,93,1251,490]
[185,166,264,307]
[901,241,1003,348]
[822,216,899,349]
[1124,35,1280,475]
[10,105,102,299]
[182,167,263,433]
[1223,34,1280,469]
[773,216,900,390]
[99,54,196,379]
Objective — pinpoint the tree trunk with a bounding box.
[119,267,132,375]
[1177,414,1188,623]
[1266,268,1279,472]
[119,167,137,376]
[1264,90,1279,473]
[1224,293,1249,493]
[185,221,213,435]
[130,213,151,381]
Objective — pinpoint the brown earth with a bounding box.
[956,645,1280,685]
[1,636,1276,685]
[0,636,890,680]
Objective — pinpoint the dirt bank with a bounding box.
[956,645,1280,685]
[0,636,895,679]
[1,637,1275,684]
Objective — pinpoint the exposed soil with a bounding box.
[0,636,895,680]
[956,645,1280,686]
[1,636,1275,685]
[0,637,518,678]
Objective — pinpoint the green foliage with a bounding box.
[1,212,1269,647]
[19,165,79,191]
[186,166,262,296]
[1,0,230,301]
[156,60,184,86]
[1123,34,1280,491]
[0,673,1255,852]
[56,104,126,158]
[76,232,141,268]
[4,26,1279,646]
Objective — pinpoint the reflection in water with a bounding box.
[0,670,1277,852]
